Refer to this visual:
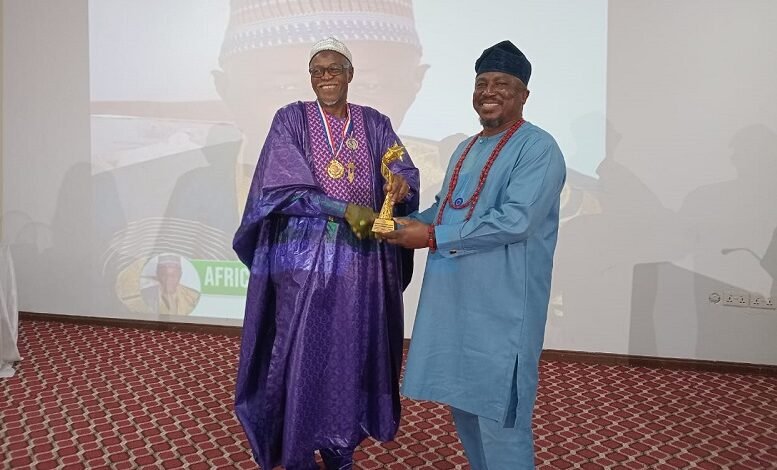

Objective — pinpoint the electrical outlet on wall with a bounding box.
[721,291,750,307]
[748,293,777,310]
[716,290,775,310]
[761,296,776,310]
[721,291,775,310]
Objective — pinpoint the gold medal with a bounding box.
[346,137,359,150]
[327,160,345,179]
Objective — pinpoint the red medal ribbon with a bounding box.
[316,101,353,159]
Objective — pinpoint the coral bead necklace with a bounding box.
[435,119,525,225]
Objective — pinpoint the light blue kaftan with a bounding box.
[401,122,566,430]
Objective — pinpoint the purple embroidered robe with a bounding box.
[233,101,419,469]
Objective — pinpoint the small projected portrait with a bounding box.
[139,254,201,316]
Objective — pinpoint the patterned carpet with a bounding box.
[1,320,775,469]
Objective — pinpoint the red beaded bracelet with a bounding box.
[427,224,437,252]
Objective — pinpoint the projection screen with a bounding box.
[5,0,607,329]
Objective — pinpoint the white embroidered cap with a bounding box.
[309,37,352,64]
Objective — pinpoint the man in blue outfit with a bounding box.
[382,40,566,469]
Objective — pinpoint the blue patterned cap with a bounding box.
[475,40,532,85]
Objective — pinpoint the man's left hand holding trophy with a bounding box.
[344,143,409,239]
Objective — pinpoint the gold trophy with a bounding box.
[372,143,406,233]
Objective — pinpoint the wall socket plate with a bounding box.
[750,294,777,310]
[714,291,776,310]
[721,291,750,307]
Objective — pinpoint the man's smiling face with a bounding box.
[309,50,353,109]
[472,71,529,134]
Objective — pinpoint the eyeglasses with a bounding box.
[308,64,350,78]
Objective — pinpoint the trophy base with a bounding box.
[371,218,395,233]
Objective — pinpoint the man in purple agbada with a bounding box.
[232,37,420,469]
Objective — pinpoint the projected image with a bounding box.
[139,254,201,316]
[88,0,607,322]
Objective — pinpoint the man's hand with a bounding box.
[383,174,410,203]
[380,217,429,249]
[344,204,377,240]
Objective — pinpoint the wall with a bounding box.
[0,0,4,228]
[2,0,105,316]
[544,0,777,364]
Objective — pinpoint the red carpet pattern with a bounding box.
[1,320,775,469]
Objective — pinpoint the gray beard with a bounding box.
[480,117,503,129]
[319,98,340,107]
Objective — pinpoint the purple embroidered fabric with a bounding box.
[305,102,374,206]
[233,101,419,469]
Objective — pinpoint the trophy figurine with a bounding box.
[372,143,406,233]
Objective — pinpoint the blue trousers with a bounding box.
[450,407,535,470]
